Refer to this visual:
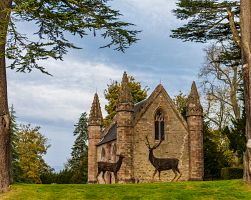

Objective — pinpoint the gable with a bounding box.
[134,84,188,131]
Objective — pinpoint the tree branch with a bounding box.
[227,7,241,47]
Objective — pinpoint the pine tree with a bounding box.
[9,105,21,183]
[67,112,88,183]
[171,0,240,44]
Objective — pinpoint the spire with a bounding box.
[116,72,134,112]
[89,93,103,126]
[186,81,203,116]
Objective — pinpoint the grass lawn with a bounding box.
[0,179,251,200]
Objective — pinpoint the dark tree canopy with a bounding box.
[66,112,88,183]
[4,0,140,74]
[171,0,240,44]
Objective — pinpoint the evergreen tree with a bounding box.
[203,123,230,179]
[9,105,22,183]
[67,112,88,183]
[104,76,148,126]
[224,114,246,161]
[171,0,240,44]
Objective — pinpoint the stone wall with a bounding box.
[133,91,190,182]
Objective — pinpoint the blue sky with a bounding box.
[7,0,206,170]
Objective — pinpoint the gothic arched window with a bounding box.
[154,109,165,140]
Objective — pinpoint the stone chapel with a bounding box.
[88,72,204,184]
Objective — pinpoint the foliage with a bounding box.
[223,115,246,161]
[2,0,140,74]
[40,169,74,184]
[1,180,251,199]
[66,112,88,183]
[16,124,51,184]
[172,91,187,118]
[221,167,243,180]
[9,105,22,183]
[104,76,148,126]
[203,123,230,179]
[171,0,240,43]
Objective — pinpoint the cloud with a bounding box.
[7,58,124,166]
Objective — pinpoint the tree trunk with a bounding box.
[0,0,11,192]
[241,0,251,184]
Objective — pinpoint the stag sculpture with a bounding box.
[96,155,124,184]
[145,136,181,182]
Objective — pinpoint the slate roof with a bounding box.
[134,100,146,114]
[97,123,117,146]
[97,100,146,146]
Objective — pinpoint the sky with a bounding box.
[7,0,207,170]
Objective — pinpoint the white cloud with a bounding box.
[7,58,125,166]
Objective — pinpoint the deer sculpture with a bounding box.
[145,136,182,182]
[96,154,124,184]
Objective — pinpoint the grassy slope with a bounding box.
[0,180,251,200]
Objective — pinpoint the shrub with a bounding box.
[221,167,243,180]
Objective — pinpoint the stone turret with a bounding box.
[116,72,134,183]
[186,81,204,181]
[88,93,103,183]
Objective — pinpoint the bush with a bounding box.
[221,167,243,180]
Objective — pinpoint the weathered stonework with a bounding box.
[87,93,103,184]
[88,73,204,184]
[186,81,204,180]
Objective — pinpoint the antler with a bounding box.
[145,136,163,149]
[152,139,163,149]
[145,136,151,149]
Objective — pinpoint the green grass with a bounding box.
[1,180,251,200]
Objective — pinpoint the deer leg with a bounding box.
[175,167,182,181]
[114,172,118,184]
[158,171,161,181]
[171,169,178,182]
[152,169,157,182]
[102,171,106,184]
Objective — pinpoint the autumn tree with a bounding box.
[66,112,88,183]
[104,76,148,126]
[172,91,187,118]
[16,124,51,184]
[0,0,139,190]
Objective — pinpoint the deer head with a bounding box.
[145,136,163,152]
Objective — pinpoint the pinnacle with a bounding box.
[89,93,103,126]
[190,81,199,98]
[186,81,203,116]
[118,71,133,104]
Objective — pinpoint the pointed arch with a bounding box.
[154,108,165,140]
